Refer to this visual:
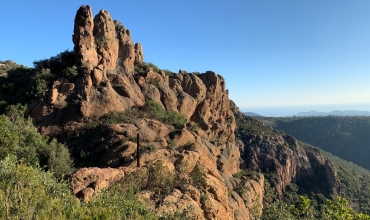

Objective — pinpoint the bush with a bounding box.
[0,156,160,219]
[95,35,111,50]
[141,101,186,127]
[104,108,140,124]
[0,67,33,106]
[190,163,207,189]
[102,101,187,128]
[162,69,175,77]
[0,105,74,178]
[135,63,147,74]
[139,100,164,120]
[62,65,78,80]
[33,50,75,74]
[32,78,48,98]
[0,156,74,219]
[163,110,187,127]
[147,62,160,72]
[146,162,176,198]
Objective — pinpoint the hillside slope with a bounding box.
[260,116,370,170]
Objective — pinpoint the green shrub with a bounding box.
[0,60,23,76]
[168,140,176,150]
[135,63,147,74]
[146,162,176,198]
[200,194,208,204]
[163,110,187,127]
[233,169,261,182]
[142,100,165,118]
[0,156,160,219]
[190,163,207,189]
[149,77,160,87]
[189,122,198,132]
[0,105,74,178]
[33,50,76,81]
[103,101,187,128]
[32,78,48,98]
[95,35,111,50]
[162,69,176,77]
[0,67,33,106]
[104,109,139,124]
[62,65,78,80]
[0,156,74,219]
[141,101,186,127]
[147,62,160,72]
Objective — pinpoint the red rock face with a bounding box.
[29,5,236,144]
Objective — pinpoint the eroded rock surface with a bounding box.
[242,133,340,197]
[29,5,235,144]
[70,167,126,202]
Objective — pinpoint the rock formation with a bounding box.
[28,5,235,144]
[240,127,340,198]
[67,115,257,219]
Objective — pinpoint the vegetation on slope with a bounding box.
[0,104,73,178]
[254,116,370,214]
[259,116,370,170]
[0,50,78,113]
[233,110,370,218]
[0,60,25,76]
[0,156,186,219]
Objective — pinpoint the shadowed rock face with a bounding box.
[241,133,340,197]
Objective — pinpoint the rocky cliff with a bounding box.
[232,104,341,199]
[241,134,340,197]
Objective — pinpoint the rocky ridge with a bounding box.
[241,134,340,197]
[231,102,341,199]
[28,5,235,144]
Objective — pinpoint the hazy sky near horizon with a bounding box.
[1,0,370,112]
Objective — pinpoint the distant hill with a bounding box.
[236,113,370,214]
[244,112,262,116]
[261,116,370,171]
[294,110,370,116]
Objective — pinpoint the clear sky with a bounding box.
[1,0,370,116]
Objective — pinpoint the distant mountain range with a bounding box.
[244,112,262,116]
[294,110,370,117]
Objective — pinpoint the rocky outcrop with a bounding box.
[65,114,264,219]
[70,167,127,202]
[28,5,235,144]
[242,133,340,197]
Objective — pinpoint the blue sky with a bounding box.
[1,0,370,116]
